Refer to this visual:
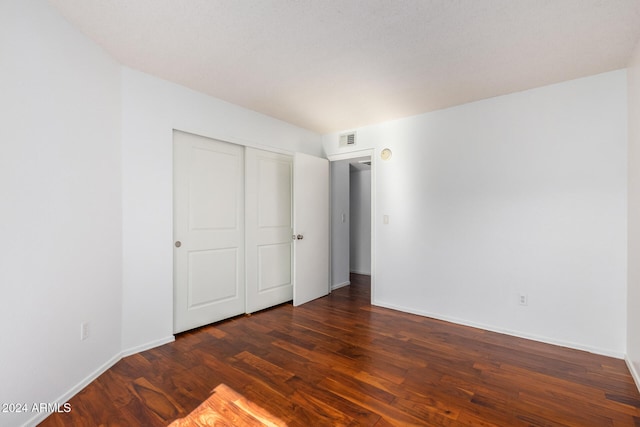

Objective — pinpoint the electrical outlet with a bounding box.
[519,294,528,306]
[81,322,90,341]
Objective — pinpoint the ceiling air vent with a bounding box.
[339,132,357,147]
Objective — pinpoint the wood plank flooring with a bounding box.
[41,274,640,426]
[167,383,287,426]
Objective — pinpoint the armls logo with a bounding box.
[2,402,72,413]
[31,403,72,413]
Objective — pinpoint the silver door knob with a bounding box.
[175,241,182,248]
[296,234,304,240]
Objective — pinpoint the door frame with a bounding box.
[327,149,376,303]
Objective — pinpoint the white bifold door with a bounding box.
[173,131,328,334]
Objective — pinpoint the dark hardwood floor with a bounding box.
[41,274,640,426]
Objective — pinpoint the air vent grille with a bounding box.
[339,132,357,147]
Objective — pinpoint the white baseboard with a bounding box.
[372,299,625,359]
[349,270,371,276]
[23,335,175,427]
[121,335,175,358]
[332,280,350,290]
[625,356,640,393]
[23,352,122,427]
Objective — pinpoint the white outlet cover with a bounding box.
[81,322,90,340]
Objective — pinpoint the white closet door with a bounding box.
[293,152,330,306]
[245,148,293,313]
[173,131,245,333]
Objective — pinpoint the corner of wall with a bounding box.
[626,356,640,393]
[24,352,123,427]
[626,36,640,392]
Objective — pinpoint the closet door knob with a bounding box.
[175,241,182,248]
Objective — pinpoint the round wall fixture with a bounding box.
[380,148,392,161]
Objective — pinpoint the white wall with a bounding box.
[350,169,372,274]
[324,70,628,357]
[121,69,322,353]
[0,4,632,425]
[0,1,123,426]
[627,39,640,384]
[331,160,350,289]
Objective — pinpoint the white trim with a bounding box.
[369,152,376,304]
[121,335,175,358]
[626,356,640,393]
[332,280,351,290]
[23,352,122,427]
[372,299,625,359]
[23,336,175,426]
[328,156,333,295]
[172,127,298,156]
[327,149,375,162]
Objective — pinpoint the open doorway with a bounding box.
[330,155,372,291]
[349,158,371,277]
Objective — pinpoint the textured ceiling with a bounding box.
[47,0,640,134]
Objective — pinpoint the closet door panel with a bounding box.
[173,130,245,333]
[246,148,293,313]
